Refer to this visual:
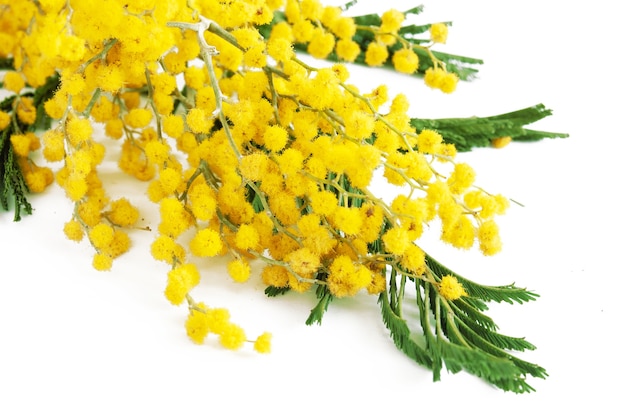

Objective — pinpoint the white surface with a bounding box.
[1,1,623,414]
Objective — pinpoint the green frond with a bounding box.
[264,285,290,297]
[1,131,32,221]
[403,6,425,16]
[306,286,333,325]
[415,282,443,381]
[378,291,433,369]
[440,342,538,393]
[381,266,548,392]
[398,24,431,37]
[458,295,490,312]
[456,314,537,352]
[450,298,496,332]
[411,104,569,151]
[426,254,539,304]
[424,280,534,390]
[457,277,539,305]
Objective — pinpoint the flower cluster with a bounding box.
[1,0,551,392]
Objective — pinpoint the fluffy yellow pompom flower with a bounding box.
[164,263,201,306]
[335,38,361,62]
[107,198,139,227]
[447,162,476,195]
[205,307,231,334]
[94,64,124,93]
[185,305,210,345]
[9,134,32,157]
[92,253,113,271]
[158,197,193,238]
[267,37,294,63]
[227,258,251,283]
[477,220,502,256]
[151,235,185,264]
[332,16,357,40]
[239,152,270,181]
[190,228,223,257]
[430,23,449,44]
[101,229,131,259]
[327,255,372,297]
[42,130,66,162]
[105,119,124,139]
[400,244,426,275]
[253,332,272,354]
[188,183,217,221]
[330,206,363,236]
[286,247,320,276]
[441,214,475,250]
[89,223,115,250]
[156,167,183,195]
[378,9,404,45]
[439,275,468,300]
[392,48,419,74]
[219,323,247,350]
[382,227,410,255]
[186,107,212,134]
[60,72,86,96]
[307,27,335,59]
[63,219,84,242]
[144,140,170,166]
[263,125,289,152]
[124,108,152,129]
[66,117,93,146]
[491,136,512,149]
[183,66,207,90]
[439,72,459,94]
[235,224,260,251]
[416,129,443,154]
[381,9,404,32]
[16,97,37,125]
[3,71,26,93]
[0,111,10,130]
[243,43,267,68]
[261,265,291,288]
[365,42,389,66]
[424,67,458,93]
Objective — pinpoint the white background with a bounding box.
[1,1,624,414]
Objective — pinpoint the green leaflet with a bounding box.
[306,285,333,325]
[0,129,32,221]
[374,254,546,393]
[379,288,434,369]
[264,285,291,297]
[411,104,569,152]
[426,254,540,304]
[0,74,59,221]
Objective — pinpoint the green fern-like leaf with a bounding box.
[378,290,433,369]
[0,132,32,221]
[377,255,546,392]
[426,254,539,304]
[450,297,497,329]
[411,104,569,152]
[420,260,546,392]
[264,285,290,297]
[306,286,333,325]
